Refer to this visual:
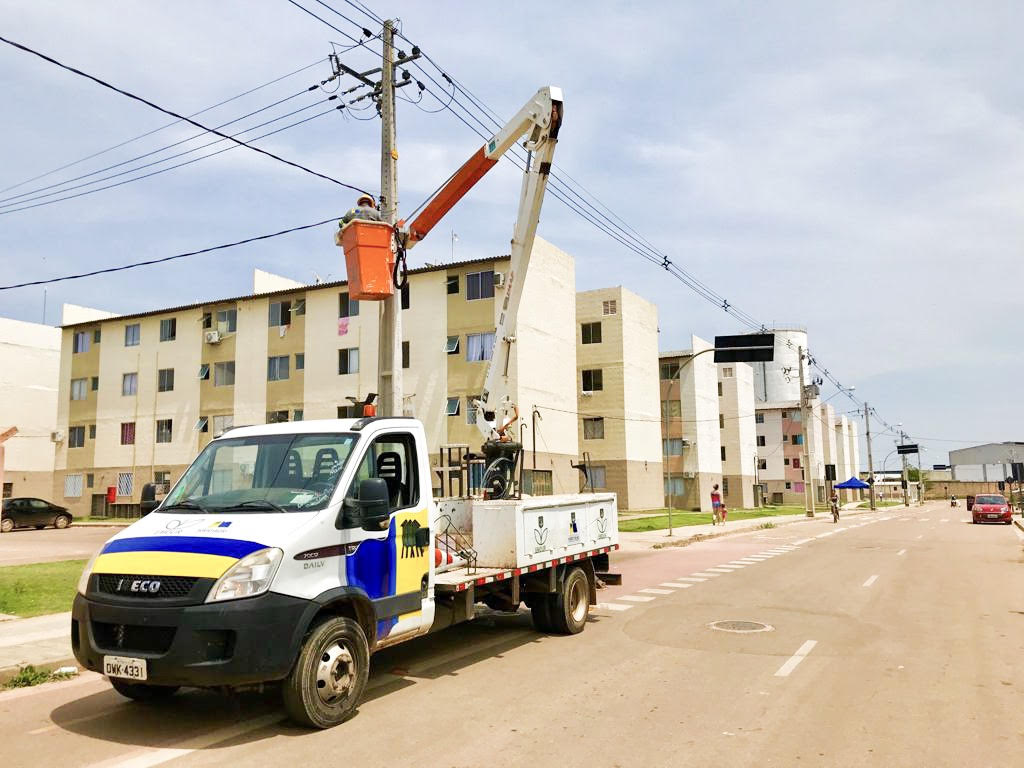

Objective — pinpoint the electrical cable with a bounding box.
[285,0,366,45]
[0,34,373,197]
[0,216,341,291]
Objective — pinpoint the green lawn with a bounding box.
[0,559,86,618]
[618,506,808,533]
[856,501,903,509]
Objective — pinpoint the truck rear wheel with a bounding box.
[549,567,589,635]
[282,616,369,729]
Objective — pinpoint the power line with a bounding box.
[0,34,373,197]
[0,58,327,195]
[0,216,341,291]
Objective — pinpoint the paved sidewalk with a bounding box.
[0,611,74,682]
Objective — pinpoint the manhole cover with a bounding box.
[708,620,774,634]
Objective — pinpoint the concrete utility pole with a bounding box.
[798,346,815,517]
[900,430,910,508]
[864,402,876,510]
[377,19,402,417]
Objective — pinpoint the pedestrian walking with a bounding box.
[711,484,724,525]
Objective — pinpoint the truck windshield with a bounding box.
[161,432,358,513]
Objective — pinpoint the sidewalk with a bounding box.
[0,611,74,683]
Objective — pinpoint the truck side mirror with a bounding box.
[336,478,391,531]
[140,483,159,516]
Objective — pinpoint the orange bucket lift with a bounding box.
[336,219,396,300]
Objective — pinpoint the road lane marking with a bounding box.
[639,588,674,595]
[679,576,707,582]
[704,568,734,574]
[897,549,906,556]
[774,640,817,677]
[618,595,656,602]
[692,572,720,577]
[940,519,949,523]
[715,564,744,570]
[598,602,633,611]
[916,534,924,540]
[661,582,693,589]
[764,549,789,553]
[863,575,879,587]
[731,559,758,564]
[920,518,929,522]
[792,538,813,545]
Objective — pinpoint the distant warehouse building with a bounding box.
[948,442,1024,483]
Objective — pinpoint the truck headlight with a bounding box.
[205,548,283,603]
[77,551,100,595]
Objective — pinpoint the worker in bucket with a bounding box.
[340,193,382,227]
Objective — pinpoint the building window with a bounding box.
[153,471,170,491]
[269,301,292,327]
[660,400,681,419]
[195,416,209,432]
[721,446,727,462]
[93,328,102,344]
[789,410,802,422]
[72,331,90,354]
[664,475,685,496]
[402,341,410,369]
[64,474,84,498]
[722,478,730,494]
[445,336,460,354]
[159,318,177,341]
[68,426,85,448]
[91,376,99,391]
[120,422,136,445]
[662,438,684,456]
[785,481,792,490]
[217,308,237,332]
[124,323,140,346]
[88,424,96,439]
[581,369,603,392]
[523,469,553,496]
[446,275,460,294]
[792,434,803,445]
[581,321,602,344]
[445,397,461,416]
[660,361,680,380]
[293,409,304,422]
[86,473,94,488]
[337,405,359,418]
[722,367,734,378]
[784,458,790,466]
[755,413,765,424]
[294,298,306,316]
[719,414,725,429]
[602,299,617,315]
[466,395,482,425]
[588,465,607,489]
[198,363,210,380]
[793,482,805,493]
[295,353,305,370]
[268,355,290,381]
[122,372,138,396]
[156,419,173,443]
[466,332,495,362]
[466,270,494,301]
[70,378,88,401]
[117,472,134,497]
[758,459,767,470]
[583,417,605,440]
[1,482,10,499]
[202,312,212,329]
[338,348,360,375]
[212,414,234,434]
[158,368,175,392]
[267,410,289,424]
[757,435,766,447]
[717,381,723,397]
[793,457,801,469]
[339,293,359,318]
[401,282,410,310]
[214,361,235,387]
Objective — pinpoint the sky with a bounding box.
[2,0,1022,468]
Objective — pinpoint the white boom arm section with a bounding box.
[399,86,563,440]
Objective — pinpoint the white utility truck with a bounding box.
[72,86,621,728]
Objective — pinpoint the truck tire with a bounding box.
[529,595,554,632]
[549,567,589,635]
[282,615,369,729]
[109,679,179,700]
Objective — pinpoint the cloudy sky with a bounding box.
[2,1,1022,467]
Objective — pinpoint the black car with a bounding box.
[1,497,73,532]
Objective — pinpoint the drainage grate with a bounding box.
[708,620,774,633]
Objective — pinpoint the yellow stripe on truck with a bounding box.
[93,551,238,579]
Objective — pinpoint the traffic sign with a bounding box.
[713,333,775,363]
[897,443,919,455]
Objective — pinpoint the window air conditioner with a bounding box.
[51,430,64,443]
[682,471,696,479]
[204,330,222,344]
[493,271,505,288]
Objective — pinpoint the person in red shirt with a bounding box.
[710,484,725,525]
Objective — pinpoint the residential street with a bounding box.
[1,501,1021,767]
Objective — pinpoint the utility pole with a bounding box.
[864,402,876,510]
[798,346,815,517]
[899,430,910,507]
[377,19,402,417]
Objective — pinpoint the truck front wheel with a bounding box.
[283,616,369,729]
[549,567,589,635]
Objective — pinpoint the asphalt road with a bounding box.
[0,526,114,567]
[2,501,1022,767]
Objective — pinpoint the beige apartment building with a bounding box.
[53,238,579,517]
[0,317,61,501]
[574,287,662,511]
[660,337,721,512]
[717,362,757,508]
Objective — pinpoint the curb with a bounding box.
[0,657,79,686]
[1013,518,1024,535]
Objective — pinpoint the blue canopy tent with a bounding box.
[834,476,870,490]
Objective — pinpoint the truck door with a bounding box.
[344,432,433,643]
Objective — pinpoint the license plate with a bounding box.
[987,513,999,519]
[103,655,147,681]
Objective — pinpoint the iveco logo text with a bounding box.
[117,578,161,594]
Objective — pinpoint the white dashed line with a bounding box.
[597,602,633,611]
[916,534,924,540]
[704,568,734,574]
[731,559,759,565]
[618,595,655,603]
[692,572,720,578]
[897,549,906,556]
[863,575,879,587]
[639,588,674,595]
[715,564,745,570]
[792,538,813,545]
[678,577,707,582]
[660,582,693,589]
[774,640,818,677]
[940,519,949,523]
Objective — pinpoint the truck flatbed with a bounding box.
[434,543,619,593]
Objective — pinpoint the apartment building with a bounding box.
[833,415,854,502]
[660,337,721,512]
[53,238,579,517]
[575,287,662,511]
[0,317,61,501]
[755,402,811,505]
[717,362,756,509]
